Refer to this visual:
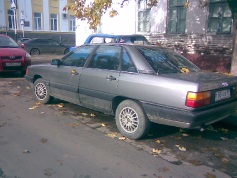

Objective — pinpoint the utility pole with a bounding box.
[10,0,17,41]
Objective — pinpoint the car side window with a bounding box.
[61,46,95,67]
[88,45,120,70]
[48,40,59,45]
[121,49,137,72]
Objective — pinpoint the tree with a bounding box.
[228,0,237,75]
[65,0,237,75]
[64,0,157,29]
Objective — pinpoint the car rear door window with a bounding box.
[61,46,95,67]
[88,45,121,70]
[121,49,137,72]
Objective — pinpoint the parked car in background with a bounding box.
[20,38,70,55]
[0,34,31,74]
[25,43,237,139]
[69,33,149,51]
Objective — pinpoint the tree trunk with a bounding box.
[230,13,237,75]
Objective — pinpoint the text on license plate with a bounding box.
[5,62,21,66]
[215,89,231,101]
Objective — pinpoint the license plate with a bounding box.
[215,89,231,101]
[5,62,21,66]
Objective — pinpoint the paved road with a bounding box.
[0,78,231,178]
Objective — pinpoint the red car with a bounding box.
[0,34,31,74]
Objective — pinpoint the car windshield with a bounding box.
[136,46,200,74]
[0,36,19,48]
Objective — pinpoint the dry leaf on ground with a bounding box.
[57,103,64,108]
[175,144,186,151]
[152,148,162,154]
[119,136,126,140]
[81,112,88,116]
[106,133,117,138]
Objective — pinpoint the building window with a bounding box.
[208,0,232,34]
[51,14,58,31]
[70,15,75,32]
[168,0,187,34]
[34,12,42,30]
[138,0,151,33]
[8,10,16,29]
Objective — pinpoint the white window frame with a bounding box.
[70,15,76,32]
[34,12,42,31]
[137,0,151,33]
[51,14,58,31]
[8,10,16,30]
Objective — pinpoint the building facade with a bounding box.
[0,0,75,45]
[76,0,234,73]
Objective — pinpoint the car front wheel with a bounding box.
[30,48,40,55]
[34,78,53,104]
[115,100,150,140]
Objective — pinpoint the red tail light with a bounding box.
[186,91,211,108]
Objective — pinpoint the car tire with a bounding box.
[34,78,53,104]
[115,100,150,140]
[30,48,40,55]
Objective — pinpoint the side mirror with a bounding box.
[51,59,61,66]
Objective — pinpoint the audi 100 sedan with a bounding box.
[25,44,237,139]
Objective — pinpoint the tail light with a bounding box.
[21,44,25,48]
[186,91,211,108]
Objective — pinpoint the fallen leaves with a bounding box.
[81,112,88,116]
[175,144,186,151]
[152,148,162,154]
[106,133,117,138]
[118,136,126,140]
[57,103,64,108]
[29,102,43,110]
[181,133,189,137]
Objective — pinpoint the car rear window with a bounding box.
[136,46,200,74]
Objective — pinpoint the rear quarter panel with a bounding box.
[117,72,198,110]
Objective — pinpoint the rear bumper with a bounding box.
[142,99,237,129]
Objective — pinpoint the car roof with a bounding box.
[87,33,146,38]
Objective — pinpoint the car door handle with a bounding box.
[71,69,78,75]
[106,75,116,81]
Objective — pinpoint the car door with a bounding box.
[48,39,63,54]
[79,45,121,113]
[48,45,95,104]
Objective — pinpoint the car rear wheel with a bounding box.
[115,100,150,140]
[34,78,53,104]
[30,48,40,55]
